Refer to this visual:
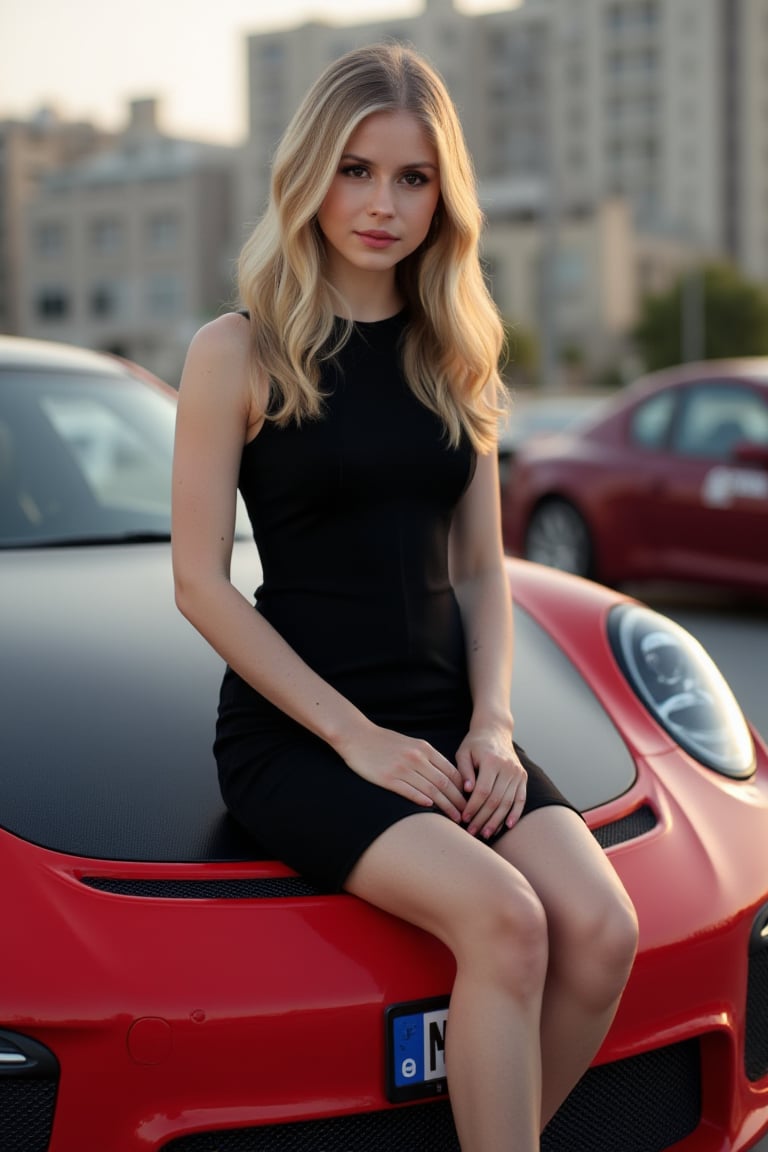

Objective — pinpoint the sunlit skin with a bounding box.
[317,110,441,317]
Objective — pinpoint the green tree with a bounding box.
[634,262,768,371]
[501,320,539,387]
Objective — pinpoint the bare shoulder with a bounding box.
[181,312,265,422]
[184,312,251,382]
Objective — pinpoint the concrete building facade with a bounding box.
[18,100,237,383]
[0,111,113,336]
[736,0,768,283]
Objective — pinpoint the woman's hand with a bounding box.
[337,721,467,823]
[455,725,527,839]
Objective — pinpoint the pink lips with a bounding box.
[355,230,398,249]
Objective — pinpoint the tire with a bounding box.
[524,499,593,577]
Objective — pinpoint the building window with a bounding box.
[36,288,70,319]
[642,0,660,25]
[90,217,123,254]
[555,248,587,298]
[606,1,659,31]
[260,40,284,63]
[90,282,120,318]
[146,210,179,251]
[606,4,624,30]
[36,220,67,257]
[146,273,183,317]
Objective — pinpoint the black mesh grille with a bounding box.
[80,875,320,898]
[0,1081,58,1152]
[542,1037,700,1151]
[746,944,768,1081]
[165,1098,460,1152]
[592,805,656,849]
[163,1038,700,1152]
[81,811,655,901]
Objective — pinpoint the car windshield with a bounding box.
[0,366,176,547]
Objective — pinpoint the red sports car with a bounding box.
[501,359,768,595]
[2,337,768,1151]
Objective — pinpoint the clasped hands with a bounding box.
[339,721,527,841]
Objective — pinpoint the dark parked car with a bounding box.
[2,337,768,1152]
[501,359,768,595]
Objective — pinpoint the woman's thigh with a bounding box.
[493,806,637,959]
[344,812,546,957]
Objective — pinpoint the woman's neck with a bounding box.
[326,267,403,324]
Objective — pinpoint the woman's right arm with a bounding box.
[171,315,465,820]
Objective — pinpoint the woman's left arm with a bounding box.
[449,446,528,839]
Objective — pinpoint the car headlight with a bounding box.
[608,604,755,778]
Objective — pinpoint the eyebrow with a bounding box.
[340,151,438,171]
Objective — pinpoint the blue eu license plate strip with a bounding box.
[385,996,450,1103]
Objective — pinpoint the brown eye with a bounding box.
[402,172,428,186]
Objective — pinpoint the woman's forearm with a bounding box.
[453,565,515,732]
[174,572,370,752]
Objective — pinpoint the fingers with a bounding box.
[402,741,466,821]
[349,727,467,821]
[346,724,526,834]
[454,745,477,792]
[462,756,527,840]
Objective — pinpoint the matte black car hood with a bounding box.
[0,542,259,861]
[0,543,635,861]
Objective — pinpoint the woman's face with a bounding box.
[317,110,441,293]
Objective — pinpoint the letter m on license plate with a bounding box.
[385,996,450,1103]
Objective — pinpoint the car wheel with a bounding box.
[525,499,592,577]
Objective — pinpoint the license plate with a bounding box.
[385,996,450,1103]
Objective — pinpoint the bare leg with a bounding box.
[345,812,548,1152]
[495,806,639,1128]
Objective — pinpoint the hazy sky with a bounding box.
[1,0,515,144]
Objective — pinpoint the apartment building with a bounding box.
[483,192,637,378]
[0,110,112,336]
[19,100,238,383]
[737,0,768,283]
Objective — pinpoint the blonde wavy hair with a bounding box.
[238,42,504,452]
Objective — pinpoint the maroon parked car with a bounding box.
[501,359,768,596]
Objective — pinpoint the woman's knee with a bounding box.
[454,873,549,999]
[600,882,638,974]
[614,882,639,949]
[558,881,638,1004]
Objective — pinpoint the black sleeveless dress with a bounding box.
[214,311,572,891]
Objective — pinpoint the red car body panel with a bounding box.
[4,561,768,1152]
[501,361,768,593]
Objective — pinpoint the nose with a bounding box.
[367,179,395,218]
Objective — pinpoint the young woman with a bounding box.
[172,42,638,1152]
